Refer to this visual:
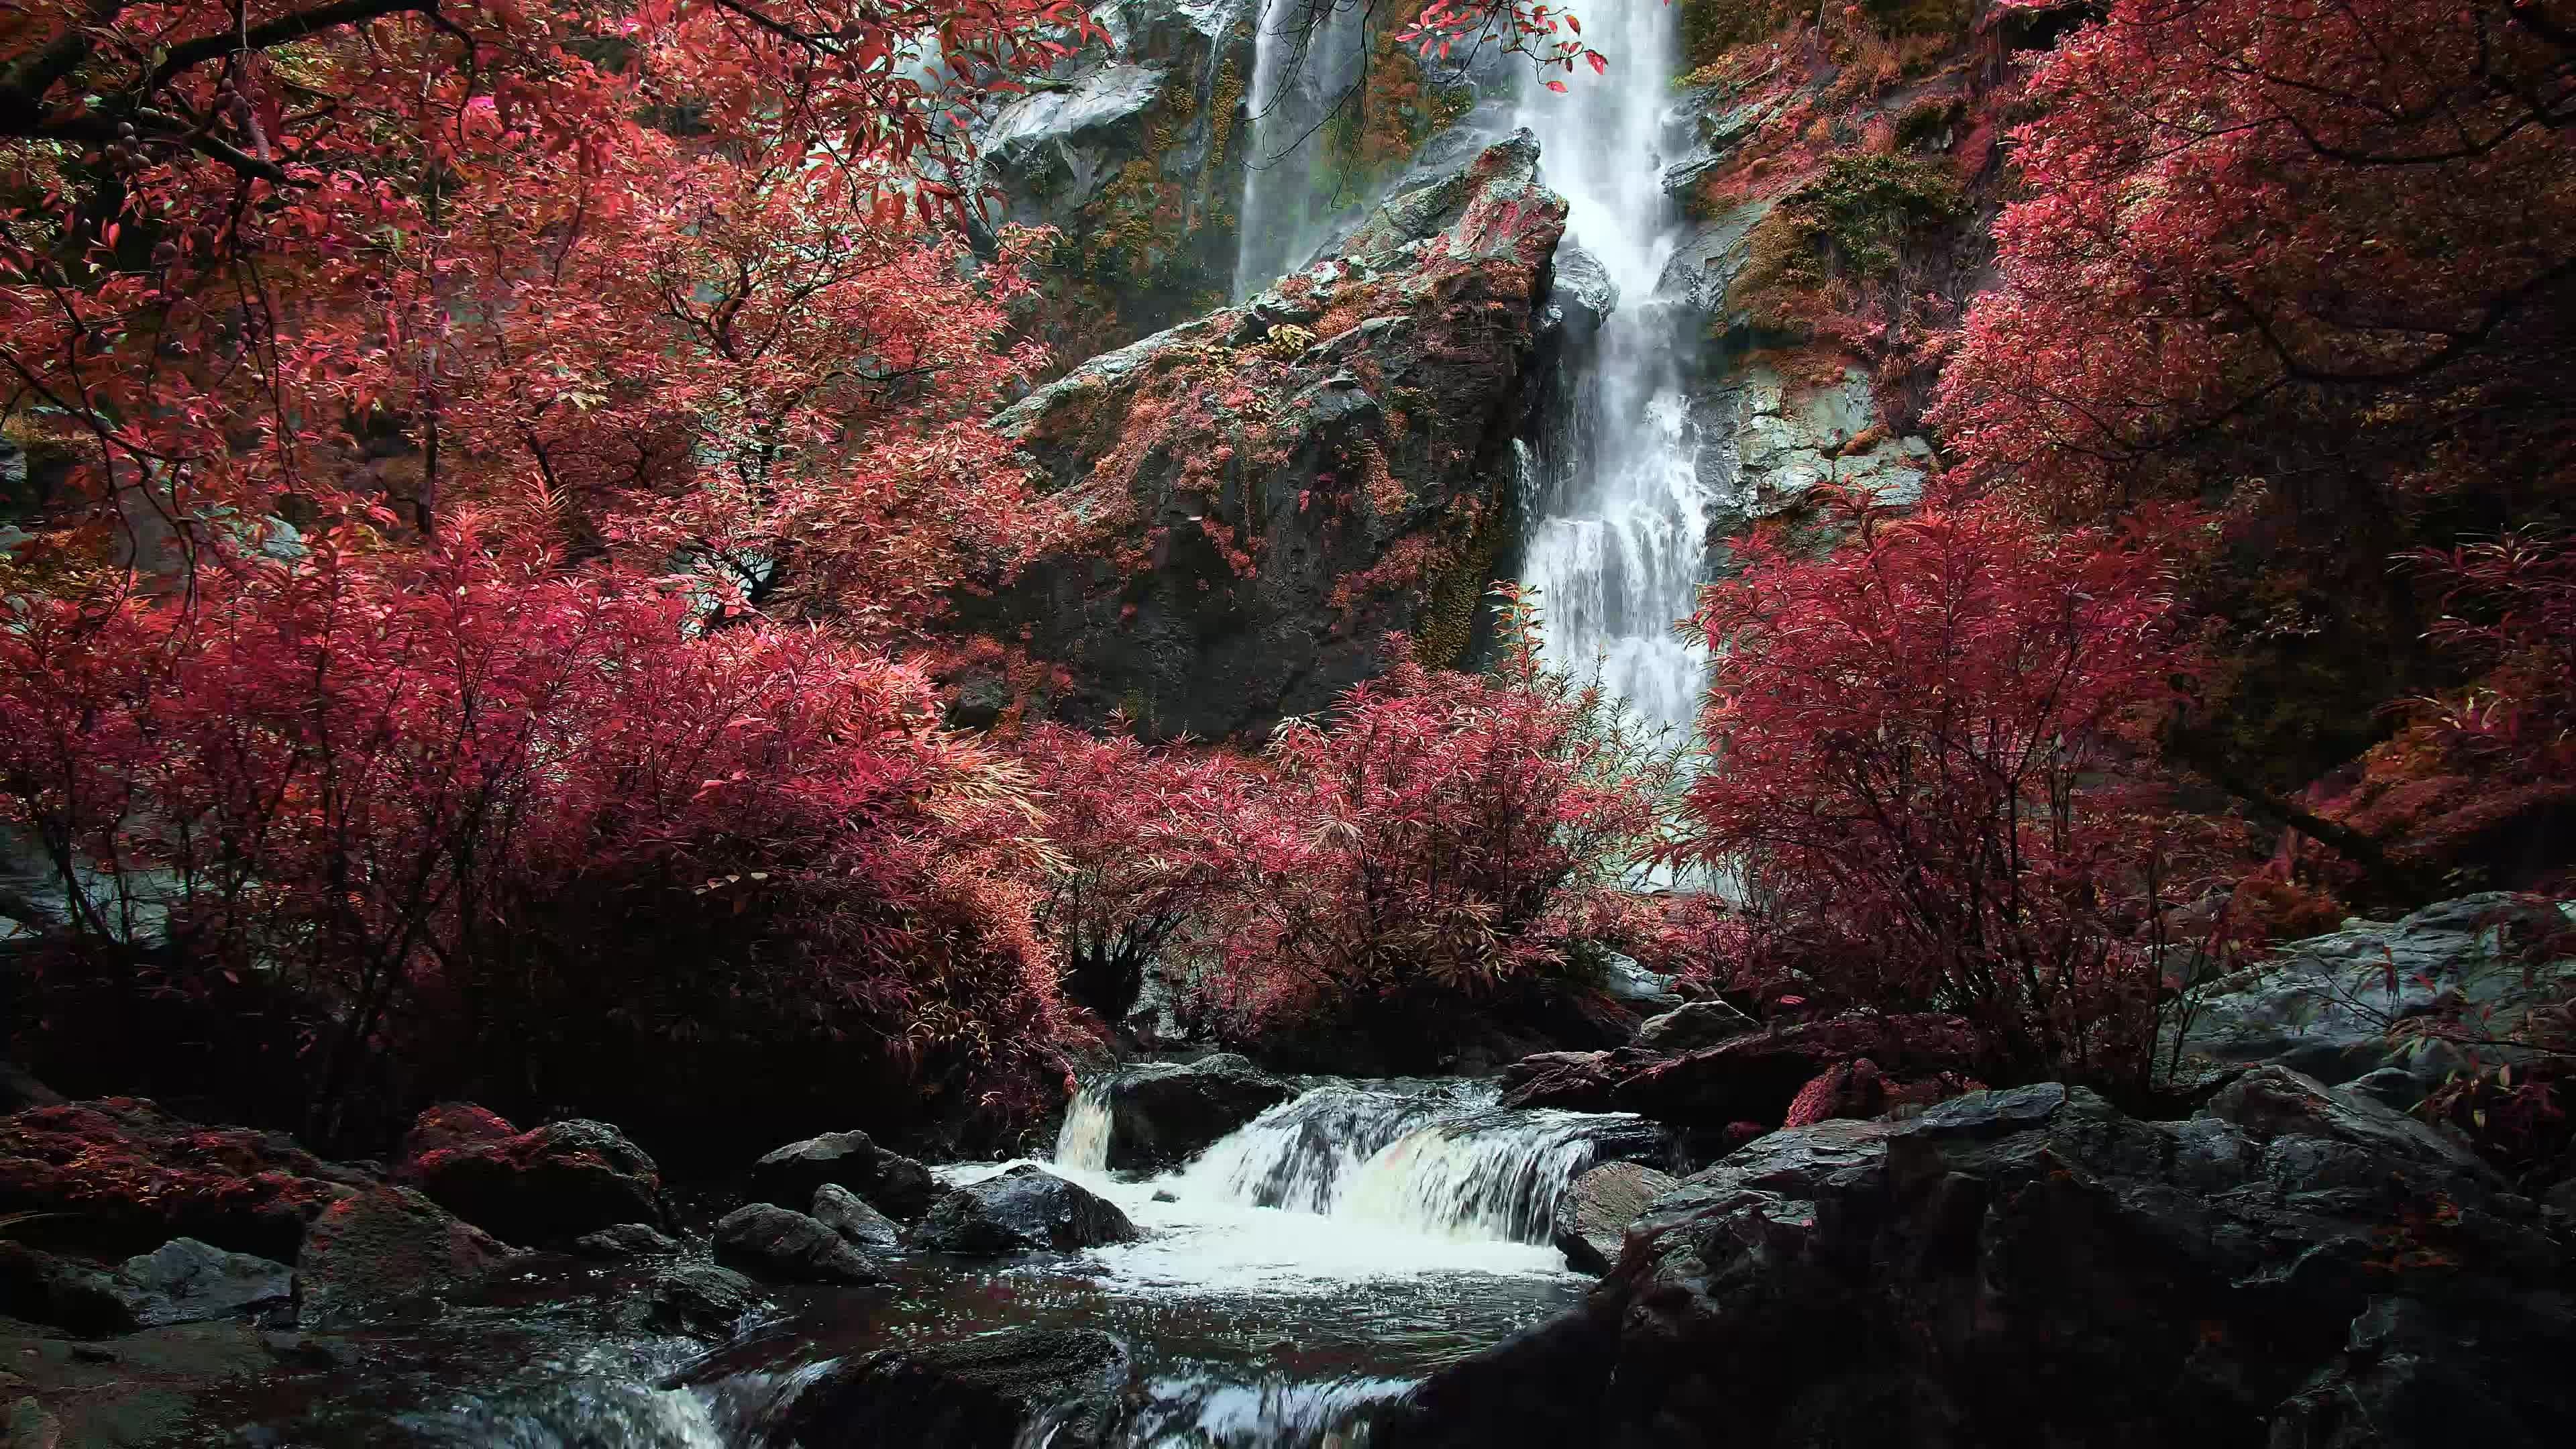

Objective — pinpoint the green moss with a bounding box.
[1894,94,1966,150]
[1678,0,1806,72]
[1743,151,1964,303]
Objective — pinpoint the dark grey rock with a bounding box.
[777,1327,1134,1449]
[1553,1161,1677,1275]
[615,1259,767,1341]
[110,1239,292,1328]
[405,1118,665,1244]
[811,1184,904,1253]
[295,1186,506,1329]
[1635,999,1757,1053]
[1087,1055,1297,1173]
[710,1203,885,1286]
[909,1167,1139,1255]
[568,1222,680,1261]
[1382,1074,2574,1449]
[747,1130,937,1220]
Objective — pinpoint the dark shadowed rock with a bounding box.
[747,1130,937,1221]
[568,1222,681,1261]
[296,1186,506,1328]
[812,1184,904,1252]
[1380,1073,2572,1449]
[108,1238,292,1328]
[1089,1055,1297,1173]
[1633,999,1756,1053]
[711,1203,885,1285]
[1552,1161,1677,1275]
[396,1103,515,1164]
[0,1098,366,1260]
[615,1259,767,1341]
[403,1117,664,1244]
[778,1327,1134,1449]
[909,1166,1139,1255]
[1500,1012,1988,1132]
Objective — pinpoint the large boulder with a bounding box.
[777,1328,1134,1449]
[1633,1000,1757,1053]
[402,1114,664,1244]
[746,1130,938,1220]
[614,1259,769,1342]
[961,134,1571,741]
[2175,893,2576,1098]
[909,1166,1140,1255]
[1382,1070,2573,1449]
[294,1185,506,1328]
[1551,1161,1677,1275]
[710,1203,885,1286]
[811,1184,904,1253]
[0,1099,366,1260]
[1084,1055,1297,1173]
[0,1236,290,1336]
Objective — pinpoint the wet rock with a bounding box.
[1381,1077,2573,1449]
[568,1222,681,1261]
[1706,364,1936,531]
[0,1242,145,1337]
[295,1185,506,1328]
[396,1102,515,1164]
[810,1184,905,1253]
[1089,1055,1297,1173]
[710,1203,885,1285]
[1634,999,1756,1053]
[0,1098,365,1259]
[404,1117,665,1244]
[780,1327,1134,1449]
[616,1259,768,1341]
[1552,1161,1677,1275]
[2174,893,2576,1091]
[909,1166,1140,1254]
[747,1130,938,1221]
[107,1238,292,1328]
[1499,1012,1988,1132]
[965,136,1569,741]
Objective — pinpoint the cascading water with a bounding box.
[1513,3,1711,735]
[1232,0,1368,297]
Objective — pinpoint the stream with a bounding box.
[205,1079,1650,1447]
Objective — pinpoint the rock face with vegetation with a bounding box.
[975,0,1258,365]
[1385,1069,2573,1449]
[961,134,1570,739]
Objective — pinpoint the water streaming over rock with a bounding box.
[1512,2,1711,735]
[1232,0,1369,297]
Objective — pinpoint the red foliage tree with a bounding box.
[1673,492,2204,1085]
[0,529,1066,1142]
[1191,601,1675,1055]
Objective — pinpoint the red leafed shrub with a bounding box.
[1189,600,1676,1057]
[0,534,1066,1150]
[1020,722,1265,1025]
[1672,493,2203,1087]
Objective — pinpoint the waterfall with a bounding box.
[1336,1108,1647,1243]
[1513,2,1711,735]
[1173,1081,1483,1214]
[1232,0,1368,297]
[1055,1084,1115,1175]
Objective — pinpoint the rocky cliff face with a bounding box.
[958,135,1568,740]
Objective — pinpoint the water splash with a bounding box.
[1175,1082,1490,1214]
[1337,1109,1650,1244]
[1511,1,1709,735]
[1056,1083,1115,1175]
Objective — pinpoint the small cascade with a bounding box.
[1232,0,1368,297]
[1512,0,1710,736]
[1337,1108,1655,1244]
[1055,1083,1115,1175]
[1173,1081,1484,1214]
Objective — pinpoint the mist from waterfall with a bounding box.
[1513,4,1711,737]
[1233,0,1368,297]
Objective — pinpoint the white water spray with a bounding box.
[1233,0,1368,297]
[1055,1084,1116,1175]
[1513,3,1711,735]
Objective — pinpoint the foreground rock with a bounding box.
[910,1167,1140,1254]
[0,1099,367,1259]
[777,1327,1134,1449]
[569,1222,680,1260]
[712,1203,885,1285]
[616,1259,769,1341]
[400,1112,665,1244]
[1550,1162,1676,1275]
[1,1236,292,1336]
[1632,1000,1756,1053]
[295,1185,506,1328]
[2176,892,2576,1101]
[1083,1055,1297,1173]
[961,134,1571,740]
[1383,1069,2574,1448]
[747,1130,938,1221]
[812,1183,904,1252]
[1501,1012,1988,1136]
